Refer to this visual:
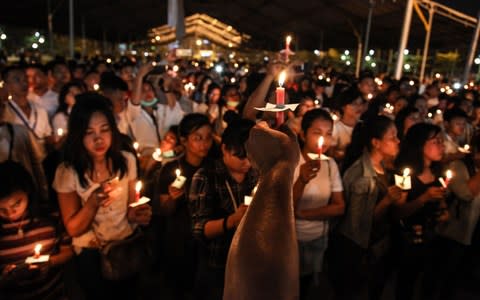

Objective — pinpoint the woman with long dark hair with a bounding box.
[53,93,151,299]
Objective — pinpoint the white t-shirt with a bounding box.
[130,108,161,151]
[156,102,185,138]
[52,112,69,137]
[52,151,137,251]
[28,90,59,119]
[444,133,459,155]
[294,154,343,241]
[116,102,142,136]
[331,120,354,151]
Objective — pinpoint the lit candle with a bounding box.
[34,243,42,259]
[171,168,187,189]
[402,168,410,186]
[152,148,162,162]
[276,71,286,126]
[244,184,259,205]
[367,93,373,100]
[464,144,470,152]
[285,35,292,63]
[133,142,139,151]
[445,170,453,186]
[57,128,64,137]
[135,181,142,201]
[318,136,324,156]
[395,167,411,190]
[93,83,100,91]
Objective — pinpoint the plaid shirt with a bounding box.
[189,159,258,269]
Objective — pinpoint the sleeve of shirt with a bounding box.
[127,101,142,121]
[188,168,214,242]
[448,161,474,202]
[123,151,137,181]
[52,163,77,193]
[329,159,344,192]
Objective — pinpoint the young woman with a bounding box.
[189,118,257,300]
[330,115,403,300]
[293,109,345,300]
[53,93,151,299]
[0,160,73,300]
[154,113,214,300]
[394,122,449,300]
[394,106,421,141]
[51,80,86,139]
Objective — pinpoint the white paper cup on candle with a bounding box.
[172,169,187,189]
[395,168,411,190]
[244,195,253,205]
[25,243,50,264]
[129,196,151,207]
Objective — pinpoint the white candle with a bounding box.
[93,83,100,91]
[445,170,453,186]
[57,128,64,137]
[172,168,187,189]
[135,181,142,201]
[318,136,324,156]
[34,243,42,258]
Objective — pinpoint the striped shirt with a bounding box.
[0,216,64,300]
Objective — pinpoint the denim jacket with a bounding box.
[338,151,379,249]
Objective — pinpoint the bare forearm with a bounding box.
[243,74,274,120]
[203,218,226,239]
[50,246,74,266]
[65,203,97,237]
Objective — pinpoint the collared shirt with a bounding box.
[189,159,258,268]
[28,90,59,119]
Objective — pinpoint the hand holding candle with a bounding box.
[130,180,151,207]
[152,148,163,162]
[171,168,187,189]
[438,169,453,188]
[25,243,50,264]
[395,167,411,190]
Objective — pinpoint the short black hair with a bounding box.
[221,118,255,159]
[301,108,333,133]
[443,107,468,122]
[178,113,211,139]
[99,72,128,92]
[0,161,34,200]
[1,65,25,81]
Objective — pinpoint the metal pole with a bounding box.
[362,0,375,69]
[355,40,362,78]
[463,11,480,84]
[395,0,414,80]
[47,0,53,53]
[68,0,74,58]
[81,16,86,58]
[420,8,434,83]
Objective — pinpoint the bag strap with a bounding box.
[8,101,41,139]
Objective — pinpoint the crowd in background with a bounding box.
[0,53,480,300]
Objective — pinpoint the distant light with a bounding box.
[464,84,469,90]
[369,49,375,55]
[106,58,112,64]
[264,56,269,61]
[228,42,233,48]
[371,62,376,68]
[229,53,235,59]
[155,35,161,41]
[244,68,249,73]
[453,82,461,89]
[196,39,202,46]
[404,64,411,70]
[365,55,371,61]
[326,77,331,83]
[234,63,239,68]
[428,112,433,118]
[203,39,210,44]
[341,55,346,61]
[446,89,453,95]
[318,75,324,80]
[230,77,236,83]
[475,58,480,65]
[32,43,38,49]
[35,32,40,37]
[403,49,409,55]
[314,49,320,56]
[346,61,351,66]
[144,52,149,57]
[409,80,414,86]
[227,26,232,31]
[344,50,350,55]
[93,84,100,91]
[215,65,223,73]
[38,37,45,44]
[0,33,6,40]
[131,50,137,55]
[435,73,441,78]
[440,88,445,93]
[172,65,179,72]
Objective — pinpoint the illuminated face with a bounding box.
[183,125,213,159]
[0,191,29,222]
[424,133,445,162]
[302,118,333,154]
[5,69,29,97]
[83,112,112,160]
[375,125,400,158]
[222,145,251,175]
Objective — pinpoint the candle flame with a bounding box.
[403,168,410,177]
[34,244,42,255]
[175,169,181,177]
[135,181,142,193]
[446,170,453,180]
[252,184,258,195]
[133,142,139,150]
[286,35,292,45]
[93,83,100,91]
[57,128,64,136]
[367,93,373,100]
[318,136,324,148]
[278,71,287,87]
[155,148,161,155]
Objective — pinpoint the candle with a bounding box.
[318,136,324,156]
[93,83,100,91]
[244,184,259,205]
[395,167,411,190]
[152,148,162,162]
[285,35,292,63]
[445,170,453,186]
[133,142,139,151]
[276,71,286,126]
[367,93,373,100]
[171,168,187,189]
[402,168,410,186]
[135,181,142,201]
[57,128,64,137]
[34,243,42,259]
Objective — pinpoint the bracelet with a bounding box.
[222,216,230,233]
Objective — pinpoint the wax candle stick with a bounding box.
[276,71,286,126]
[34,244,42,259]
[135,181,142,201]
[285,36,292,63]
[445,170,453,186]
[318,136,324,156]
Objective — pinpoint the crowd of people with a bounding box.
[0,53,479,300]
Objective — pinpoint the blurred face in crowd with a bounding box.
[182,125,213,160]
[297,98,315,117]
[445,117,466,138]
[222,145,251,175]
[142,82,155,100]
[424,133,445,163]
[394,97,408,115]
[52,64,71,86]
[120,66,135,83]
[372,124,400,158]
[414,97,428,120]
[160,130,178,152]
[208,88,221,104]
[343,97,364,120]
[26,67,48,91]
[404,112,421,135]
[0,191,29,222]
[302,117,333,154]
[73,67,86,80]
[5,69,29,98]
[83,111,112,160]
[459,100,473,117]
[224,87,241,109]
[84,72,100,91]
[358,77,375,98]
[105,90,128,114]
[65,86,82,107]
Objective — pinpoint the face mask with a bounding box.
[141,98,158,107]
[227,101,239,108]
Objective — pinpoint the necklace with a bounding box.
[13,213,27,238]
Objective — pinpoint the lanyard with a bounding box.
[8,100,40,139]
[225,180,238,212]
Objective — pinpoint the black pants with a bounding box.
[193,256,225,300]
[75,249,138,300]
[328,233,391,300]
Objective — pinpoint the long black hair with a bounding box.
[395,122,443,177]
[342,115,395,174]
[62,92,127,188]
[55,80,86,115]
